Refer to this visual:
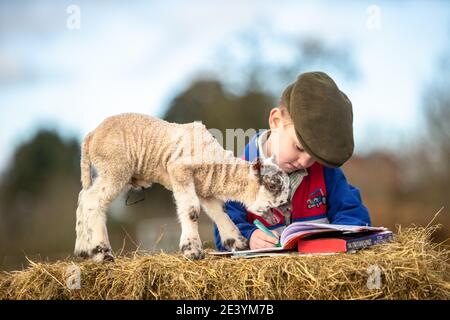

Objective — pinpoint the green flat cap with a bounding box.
[282,72,354,168]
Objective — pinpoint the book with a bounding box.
[208,222,393,258]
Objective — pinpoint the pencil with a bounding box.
[253,219,282,247]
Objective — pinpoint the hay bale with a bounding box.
[0,226,448,300]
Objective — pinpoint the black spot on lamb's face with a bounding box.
[262,173,283,196]
[248,157,290,214]
[262,169,290,207]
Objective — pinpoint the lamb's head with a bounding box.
[246,155,290,223]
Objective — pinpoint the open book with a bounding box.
[209,222,393,258]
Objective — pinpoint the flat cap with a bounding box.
[282,72,354,168]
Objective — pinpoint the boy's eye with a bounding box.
[296,145,304,152]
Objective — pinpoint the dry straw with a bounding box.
[0,225,448,300]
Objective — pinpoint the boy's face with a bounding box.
[268,108,316,173]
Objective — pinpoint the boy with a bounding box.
[214,72,371,251]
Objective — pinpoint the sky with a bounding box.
[0,0,449,173]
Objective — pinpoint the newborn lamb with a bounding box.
[75,113,289,261]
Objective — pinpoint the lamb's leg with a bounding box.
[200,197,249,251]
[170,177,204,260]
[75,174,128,262]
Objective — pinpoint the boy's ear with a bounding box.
[269,107,284,130]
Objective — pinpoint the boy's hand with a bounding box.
[249,229,280,250]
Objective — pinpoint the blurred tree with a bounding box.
[348,46,450,241]
[164,79,274,155]
[0,129,139,268]
[0,130,79,202]
[0,130,81,261]
[420,50,450,213]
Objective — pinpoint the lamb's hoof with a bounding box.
[181,242,204,260]
[99,252,115,263]
[74,249,90,260]
[91,244,115,263]
[223,236,249,251]
[75,244,115,263]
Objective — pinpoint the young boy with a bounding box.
[214,72,371,251]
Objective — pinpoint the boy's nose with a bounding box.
[298,155,315,168]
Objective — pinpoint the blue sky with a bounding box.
[0,0,449,173]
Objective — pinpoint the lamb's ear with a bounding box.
[268,153,277,165]
[251,157,262,176]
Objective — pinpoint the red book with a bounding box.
[298,238,348,253]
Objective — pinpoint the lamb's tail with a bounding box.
[80,132,93,190]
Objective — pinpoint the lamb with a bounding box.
[75,113,290,261]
